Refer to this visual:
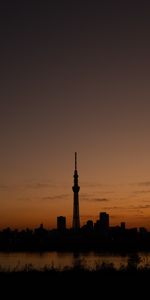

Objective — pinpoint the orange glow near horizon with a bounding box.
[1,174,150,230]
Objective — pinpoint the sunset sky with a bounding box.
[1,1,150,229]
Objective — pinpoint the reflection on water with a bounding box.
[0,252,150,271]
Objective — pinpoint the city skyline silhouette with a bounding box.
[1,150,150,230]
[0,151,150,236]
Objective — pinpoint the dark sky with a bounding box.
[1,1,150,229]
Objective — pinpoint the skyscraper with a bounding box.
[72,152,80,230]
[99,212,109,233]
[57,216,66,231]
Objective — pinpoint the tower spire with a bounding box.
[75,152,77,170]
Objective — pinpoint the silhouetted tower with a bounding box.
[72,152,80,230]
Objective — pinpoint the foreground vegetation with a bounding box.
[1,253,150,275]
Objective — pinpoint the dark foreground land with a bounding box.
[1,264,150,298]
[0,272,149,299]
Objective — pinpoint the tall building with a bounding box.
[57,216,66,231]
[121,222,126,231]
[99,212,109,232]
[86,220,94,231]
[72,152,80,230]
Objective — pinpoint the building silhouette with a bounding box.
[72,152,80,230]
[121,222,126,231]
[57,216,66,231]
[86,220,94,231]
[99,212,109,234]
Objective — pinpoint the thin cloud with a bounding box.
[92,198,110,202]
[138,182,150,187]
[82,182,113,188]
[105,205,150,210]
[80,193,94,201]
[0,184,21,192]
[103,206,123,210]
[133,190,150,194]
[25,183,55,189]
[17,197,32,202]
[0,184,9,191]
[42,194,69,201]
[135,215,150,219]
[80,193,111,202]
[133,205,150,209]
[120,205,150,211]
[0,181,56,192]
[80,196,109,202]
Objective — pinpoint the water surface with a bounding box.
[0,251,149,271]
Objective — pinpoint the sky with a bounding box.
[1,1,150,229]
